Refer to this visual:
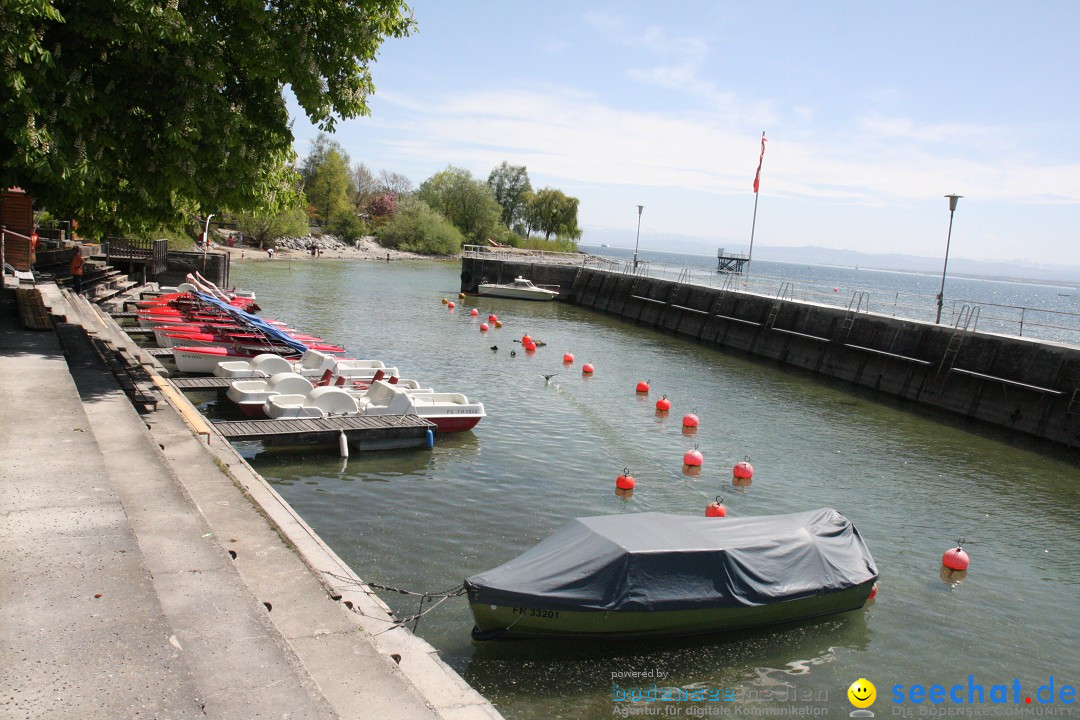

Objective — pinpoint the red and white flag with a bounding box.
[753,132,767,193]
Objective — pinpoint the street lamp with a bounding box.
[632,205,644,271]
[935,195,962,324]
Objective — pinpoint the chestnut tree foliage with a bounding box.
[0,0,413,234]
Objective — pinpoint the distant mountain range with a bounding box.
[581,228,1080,285]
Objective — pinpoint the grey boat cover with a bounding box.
[465,508,878,612]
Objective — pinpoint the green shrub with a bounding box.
[330,209,367,240]
[376,197,464,255]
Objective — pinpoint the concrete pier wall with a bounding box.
[460,256,1080,450]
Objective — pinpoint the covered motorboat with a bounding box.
[465,508,878,640]
[477,277,559,301]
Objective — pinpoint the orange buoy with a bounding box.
[705,495,727,517]
[522,334,532,345]
[495,320,503,328]
[682,411,699,428]
[447,301,455,310]
[563,352,574,364]
[683,446,703,467]
[480,323,489,331]
[615,469,636,499]
[942,539,970,571]
[733,458,754,481]
[469,308,479,317]
[458,292,466,299]
[635,380,650,394]
[442,297,449,305]
[655,395,671,412]
[582,362,594,374]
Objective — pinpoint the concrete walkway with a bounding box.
[0,286,502,720]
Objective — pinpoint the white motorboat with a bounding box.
[265,380,486,432]
[477,277,559,301]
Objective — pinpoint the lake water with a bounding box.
[219,257,1078,718]
[580,245,1080,345]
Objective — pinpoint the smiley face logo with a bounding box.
[848,678,876,708]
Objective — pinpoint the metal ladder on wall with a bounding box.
[840,291,869,338]
[765,282,794,329]
[938,304,980,374]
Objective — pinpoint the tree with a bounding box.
[235,203,309,249]
[375,196,463,255]
[487,161,532,232]
[304,147,351,225]
[378,170,413,196]
[351,162,378,213]
[525,188,582,241]
[417,166,502,244]
[0,0,413,235]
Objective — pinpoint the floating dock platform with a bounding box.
[716,248,749,274]
[213,414,437,451]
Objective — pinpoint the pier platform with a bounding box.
[214,414,436,451]
[0,286,502,719]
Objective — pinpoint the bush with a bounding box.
[330,209,367,240]
[376,197,464,255]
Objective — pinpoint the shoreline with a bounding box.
[219,235,440,263]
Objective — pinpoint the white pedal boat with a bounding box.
[226,372,315,417]
[265,380,485,432]
[213,350,397,380]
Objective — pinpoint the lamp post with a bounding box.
[201,213,215,275]
[632,205,644,271]
[935,195,961,324]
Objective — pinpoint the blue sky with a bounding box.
[286,1,1080,265]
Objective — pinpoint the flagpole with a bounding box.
[747,131,766,276]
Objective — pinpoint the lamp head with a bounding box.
[637,204,644,215]
[945,194,962,212]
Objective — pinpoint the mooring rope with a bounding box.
[323,570,467,632]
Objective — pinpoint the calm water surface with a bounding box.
[224,259,1079,718]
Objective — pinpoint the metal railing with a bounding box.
[461,246,1080,346]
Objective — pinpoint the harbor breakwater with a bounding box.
[460,255,1080,451]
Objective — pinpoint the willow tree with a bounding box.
[0,0,413,234]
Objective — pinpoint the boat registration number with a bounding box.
[512,607,560,619]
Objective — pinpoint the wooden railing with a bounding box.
[103,237,168,275]
[1,226,34,273]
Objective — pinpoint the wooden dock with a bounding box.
[213,414,437,451]
[171,376,234,391]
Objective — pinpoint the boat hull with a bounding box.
[477,284,558,301]
[469,580,875,641]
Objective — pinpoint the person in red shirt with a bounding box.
[69,247,84,294]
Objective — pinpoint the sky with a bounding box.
[285,1,1080,266]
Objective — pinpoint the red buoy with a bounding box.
[615,469,636,499]
[733,458,754,480]
[524,341,536,352]
[522,334,533,345]
[469,308,479,317]
[683,447,703,467]
[488,314,498,323]
[682,412,699,428]
[480,323,489,331]
[942,539,970,571]
[635,380,650,394]
[447,301,455,310]
[655,395,671,412]
[868,582,879,600]
[706,496,727,517]
[582,362,594,374]
[563,352,574,364]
